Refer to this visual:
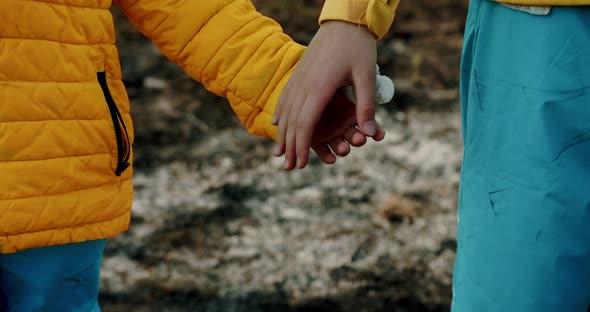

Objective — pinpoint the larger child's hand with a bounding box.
[272,21,381,170]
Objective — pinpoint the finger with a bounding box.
[275,112,289,157]
[343,126,367,147]
[284,118,297,170]
[285,94,308,170]
[372,120,386,142]
[272,108,280,125]
[295,91,335,169]
[273,78,293,125]
[273,134,286,157]
[328,138,351,157]
[273,82,295,155]
[312,144,336,165]
[352,67,377,136]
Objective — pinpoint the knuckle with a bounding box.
[356,66,376,79]
[305,77,329,92]
[287,112,299,124]
[360,104,376,116]
[296,120,312,131]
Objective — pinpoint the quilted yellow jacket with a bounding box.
[1,0,588,253]
[0,0,305,253]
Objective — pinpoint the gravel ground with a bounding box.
[100,1,467,310]
[100,109,462,311]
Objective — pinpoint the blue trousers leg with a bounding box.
[454,1,590,311]
[0,239,107,312]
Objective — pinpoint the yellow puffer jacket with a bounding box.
[0,0,304,253]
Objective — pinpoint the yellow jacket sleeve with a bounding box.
[114,0,305,139]
[319,0,400,40]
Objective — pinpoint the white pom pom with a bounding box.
[344,64,394,105]
[375,73,395,104]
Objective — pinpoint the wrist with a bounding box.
[320,20,374,39]
[318,0,399,40]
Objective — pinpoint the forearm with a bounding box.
[115,0,305,138]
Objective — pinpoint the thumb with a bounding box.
[352,68,377,136]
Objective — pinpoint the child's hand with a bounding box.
[272,21,381,169]
[275,92,385,170]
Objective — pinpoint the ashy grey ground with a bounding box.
[101,1,467,310]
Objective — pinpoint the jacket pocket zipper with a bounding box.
[97,71,131,176]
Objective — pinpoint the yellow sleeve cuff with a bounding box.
[318,0,400,40]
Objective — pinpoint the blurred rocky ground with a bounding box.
[100,1,468,311]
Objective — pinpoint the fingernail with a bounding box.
[273,144,280,156]
[284,159,290,170]
[363,121,376,136]
[272,115,278,125]
[297,158,303,169]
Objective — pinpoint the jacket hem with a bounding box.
[0,210,131,254]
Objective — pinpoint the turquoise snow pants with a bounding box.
[0,240,106,311]
[454,1,590,311]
